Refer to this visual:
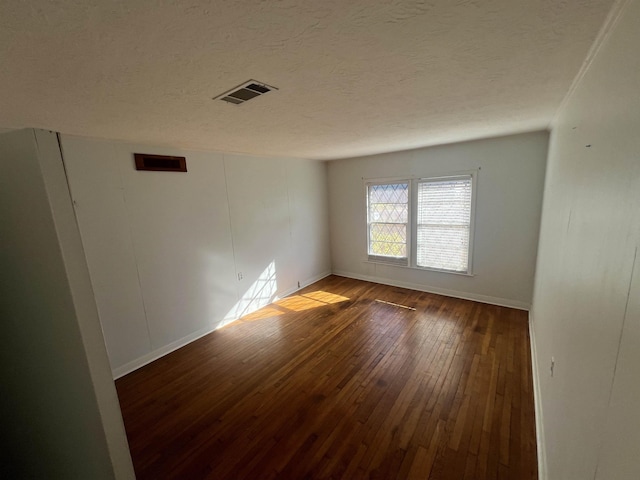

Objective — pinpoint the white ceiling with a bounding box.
[0,0,615,160]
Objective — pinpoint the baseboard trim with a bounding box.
[112,270,333,379]
[276,270,333,299]
[528,312,547,480]
[332,270,530,310]
[113,325,215,379]
[114,269,524,379]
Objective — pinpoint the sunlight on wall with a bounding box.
[220,261,278,328]
[217,260,350,330]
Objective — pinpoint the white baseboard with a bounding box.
[113,269,525,380]
[276,270,332,299]
[112,270,333,379]
[528,312,547,480]
[112,325,216,379]
[331,270,530,311]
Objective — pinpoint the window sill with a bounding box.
[363,259,475,277]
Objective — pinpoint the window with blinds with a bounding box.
[416,176,472,273]
[367,182,409,265]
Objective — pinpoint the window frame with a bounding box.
[412,173,476,275]
[364,171,477,276]
[365,179,411,267]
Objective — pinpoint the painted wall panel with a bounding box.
[597,249,640,479]
[62,136,331,375]
[530,1,640,478]
[60,139,151,368]
[286,158,332,288]
[327,131,548,308]
[224,155,292,315]
[117,146,237,349]
[0,129,133,479]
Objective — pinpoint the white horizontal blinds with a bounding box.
[416,176,472,272]
[367,182,409,264]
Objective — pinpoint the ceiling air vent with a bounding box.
[134,153,187,172]
[214,80,277,105]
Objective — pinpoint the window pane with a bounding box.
[369,203,408,223]
[416,177,472,272]
[417,225,469,271]
[368,182,409,261]
[369,223,407,257]
[368,183,409,205]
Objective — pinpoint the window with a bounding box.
[366,182,409,265]
[416,176,472,273]
[366,173,475,274]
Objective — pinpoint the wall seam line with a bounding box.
[283,160,295,288]
[222,156,240,304]
[119,150,154,353]
[593,245,638,479]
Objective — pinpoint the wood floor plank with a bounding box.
[116,276,538,479]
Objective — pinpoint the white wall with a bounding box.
[530,0,640,478]
[327,131,548,309]
[61,135,331,377]
[0,129,134,479]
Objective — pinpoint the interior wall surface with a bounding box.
[0,129,134,479]
[61,135,331,376]
[327,131,549,309]
[530,1,640,477]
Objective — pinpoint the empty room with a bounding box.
[1,1,639,479]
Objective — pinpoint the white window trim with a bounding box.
[364,170,478,276]
[365,179,411,266]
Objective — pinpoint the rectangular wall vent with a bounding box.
[214,80,277,105]
[134,153,187,172]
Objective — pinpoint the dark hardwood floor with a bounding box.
[116,275,537,479]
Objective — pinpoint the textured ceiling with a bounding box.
[0,0,615,160]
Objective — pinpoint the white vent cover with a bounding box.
[214,80,277,105]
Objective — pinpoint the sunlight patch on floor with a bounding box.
[241,306,285,321]
[303,291,350,304]
[275,296,326,311]
[238,290,350,321]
